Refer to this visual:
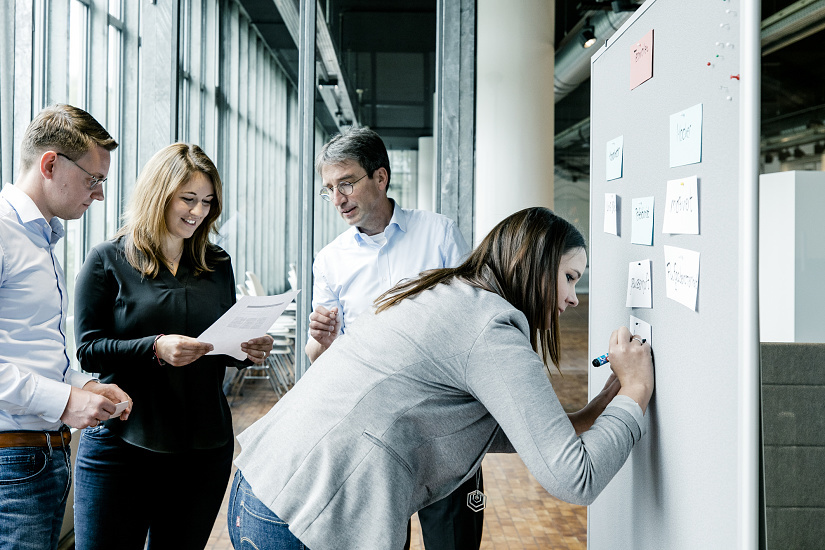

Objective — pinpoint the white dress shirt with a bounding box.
[0,183,94,431]
[311,201,470,334]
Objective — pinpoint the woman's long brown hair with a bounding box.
[374,207,585,372]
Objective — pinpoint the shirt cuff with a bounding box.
[29,376,73,423]
[66,369,97,389]
[605,394,648,439]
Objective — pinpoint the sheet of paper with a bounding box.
[629,315,652,345]
[662,175,699,234]
[604,193,618,235]
[631,196,654,245]
[669,103,703,167]
[663,245,700,311]
[626,260,653,308]
[199,289,300,360]
[630,29,654,90]
[109,401,129,419]
[606,136,624,181]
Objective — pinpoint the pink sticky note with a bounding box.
[630,29,654,90]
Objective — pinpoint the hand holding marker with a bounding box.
[592,337,646,367]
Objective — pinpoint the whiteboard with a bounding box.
[587,0,761,548]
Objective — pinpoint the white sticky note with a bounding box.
[631,196,654,245]
[606,136,624,181]
[626,260,653,308]
[669,103,703,168]
[662,175,699,234]
[629,315,652,345]
[663,245,700,311]
[604,193,618,235]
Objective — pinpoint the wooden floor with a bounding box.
[206,295,590,550]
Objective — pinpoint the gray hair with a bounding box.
[315,127,392,189]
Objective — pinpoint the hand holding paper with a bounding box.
[198,290,300,360]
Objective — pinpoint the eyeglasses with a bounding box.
[319,173,368,202]
[56,152,107,190]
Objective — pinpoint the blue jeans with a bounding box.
[0,435,71,550]
[74,422,233,550]
[228,470,310,550]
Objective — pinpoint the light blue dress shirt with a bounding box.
[311,201,470,335]
[0,183,94,431]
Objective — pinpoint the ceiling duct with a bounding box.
[273,0,357,130]
[554,9,634,103]
[761,0,825,56]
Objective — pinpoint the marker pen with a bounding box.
[592,353,609,367]
[592,338,646,367]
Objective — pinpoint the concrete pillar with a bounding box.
[475,0,555,244]
[417,136,434,211]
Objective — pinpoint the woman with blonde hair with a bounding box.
[228,207,654,550]
[72,143,273,549]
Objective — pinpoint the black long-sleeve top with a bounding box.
[74,237,247,453]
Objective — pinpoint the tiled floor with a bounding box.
[206,295,590,550]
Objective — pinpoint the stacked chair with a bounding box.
[226,271,297,403]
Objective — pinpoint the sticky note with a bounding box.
[604,193,618,235]
[663,245,700,311]
[630,196,654,245]
[629,315,652,345]
[662,175,699,234]
[669,103,703,168]
[606,136,624,181]
[630,30,654,90]
[626,260,653,309]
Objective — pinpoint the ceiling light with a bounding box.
[581,20,597,49]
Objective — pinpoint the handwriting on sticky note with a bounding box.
[626,260,653,308]
[606,136,623,181]
[670,103,703,167]
[663,176,699,234]
[630,29,654,90]
[631,196,654,245]
[604,193,618,235]
[663,245,700,311]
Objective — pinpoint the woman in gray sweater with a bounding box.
[229,207,654,550]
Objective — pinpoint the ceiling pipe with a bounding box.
[554,9,634,103]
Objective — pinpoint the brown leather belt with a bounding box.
[0,430,71,449]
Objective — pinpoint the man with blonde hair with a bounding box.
[0,104,132,549]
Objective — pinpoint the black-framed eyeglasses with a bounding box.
[56,152,107,190]
[319,173,368,202]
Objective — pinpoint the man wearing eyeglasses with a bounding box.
[305,127,481,550]
[0,104,132,549]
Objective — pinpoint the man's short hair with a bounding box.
[315,127,392,189]
[19,104,118,172]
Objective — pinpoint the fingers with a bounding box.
[309,307,339,333]
[241,335,274,364]
[159,335,214,366]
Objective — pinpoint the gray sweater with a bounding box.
[235,280,646,550]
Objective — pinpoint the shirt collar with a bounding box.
[1,183,65,242]
[352,199,406,246]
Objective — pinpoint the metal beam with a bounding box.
[295,0,315,380]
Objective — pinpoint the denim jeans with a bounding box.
[228,470,310,550]
[74,422,233,550]
[0,435,71,550]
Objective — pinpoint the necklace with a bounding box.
[467,469,487,512]
[165,246,184,269]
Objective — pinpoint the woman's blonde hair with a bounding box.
[116,143,223,277]
[375,207,586,372]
